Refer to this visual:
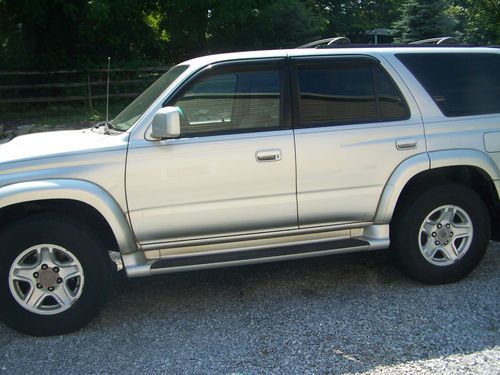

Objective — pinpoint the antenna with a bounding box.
[105,56,110,127]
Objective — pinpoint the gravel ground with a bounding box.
[0,243,498,374]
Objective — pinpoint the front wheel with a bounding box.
[391,184,490,284]
[0,215,111,336]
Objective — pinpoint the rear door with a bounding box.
[291,55,426,227]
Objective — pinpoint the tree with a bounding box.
[157,0,212,61]
[207,0,325,51]
[156,0,325,58]
[392,0,456,43]
[307,0,401,42]
[462,0,500,44]
[0,0,162,70]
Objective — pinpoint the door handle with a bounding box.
[396,139,417,150]
[256,149,282,162]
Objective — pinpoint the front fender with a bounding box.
[0,179,138,254]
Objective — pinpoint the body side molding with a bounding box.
[0,179,138,254]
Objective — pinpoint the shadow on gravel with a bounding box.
[0,244,499,374]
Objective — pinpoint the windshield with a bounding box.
[111,64,189,131]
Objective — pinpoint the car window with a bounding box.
[375,67,408,120]
[173,69,281,136]
[112,64,188,131]
[397,53,500,117]
[297,63,408,127]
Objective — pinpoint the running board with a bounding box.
[148,238,369,274]
[123,224,390,278]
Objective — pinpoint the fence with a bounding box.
[0,67,170,108]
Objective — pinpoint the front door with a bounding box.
[126,59,297,245]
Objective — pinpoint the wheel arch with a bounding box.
[0,179,138,255]
[375,150,500,230]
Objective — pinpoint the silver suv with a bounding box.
[1,46,499,336]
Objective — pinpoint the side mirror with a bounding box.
[151,106,181,139]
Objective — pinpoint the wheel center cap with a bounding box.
[438,228,450,240]
[39,269,58,287]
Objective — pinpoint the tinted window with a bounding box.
[397,53,500,117]
[375,67,408,120]
[173,69,280,135]
[297,63,408,126]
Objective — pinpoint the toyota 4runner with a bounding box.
[1,44,499,336]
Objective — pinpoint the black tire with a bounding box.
[391,184,490,284]
[0,214,111,336]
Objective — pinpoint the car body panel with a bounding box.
[126,130,297,244]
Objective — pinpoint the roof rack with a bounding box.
[296,37,351,49]
[297,36,465,49]
[409,36,457,45]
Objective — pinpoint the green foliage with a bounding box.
[156,0,325,58]
[462,0,500,44]
[0,0,161,70]
[207,0,325,50]
[0,0,498,71]
[309,0,401,42]
[392,0,456,43]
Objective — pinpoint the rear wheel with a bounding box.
[391,184,490,284]
[0,214,111,336]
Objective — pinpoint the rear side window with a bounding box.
[397,53,500,117]
[297,62,408,127]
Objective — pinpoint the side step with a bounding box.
[149,238,369,274]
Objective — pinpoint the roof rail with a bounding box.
[409,36,457,45]
[295,36,481,49]
[297,37,351,49]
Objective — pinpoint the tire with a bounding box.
[0,214,111,336]
[391,184,490,284]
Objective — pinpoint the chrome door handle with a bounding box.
[256,149,282,162]
[396,139,417,150]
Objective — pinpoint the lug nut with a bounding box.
[36,283,43,289]
[444,241,448,245]
[431,232,437,237]
[48,286,54,292]
[446,223,450,228]
[53,267,59,273]
[437,224,442,229]
[33,272,39,278]
[57,278,63,284]
[41,264,48,270]
[435,241,440,245]
[450,232,454,237]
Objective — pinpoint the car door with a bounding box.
[126,59,297,245]
[291,55,426,227]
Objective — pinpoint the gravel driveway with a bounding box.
[1,243,498,374]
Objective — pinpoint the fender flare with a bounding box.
[374,149,500,224]
[374,153,430,224]
[429,149,500,179]
[0,179,138,254]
